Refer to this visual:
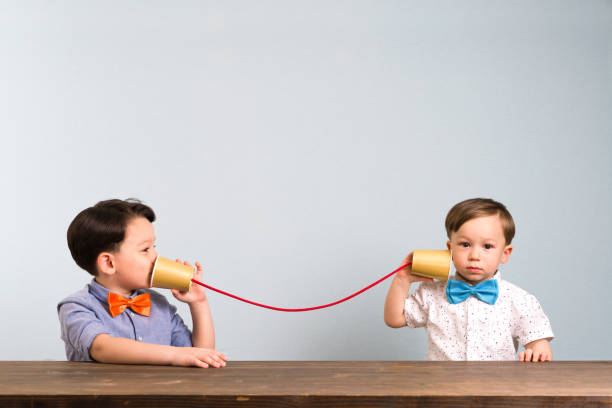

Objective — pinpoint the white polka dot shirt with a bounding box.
[404,272,554,361]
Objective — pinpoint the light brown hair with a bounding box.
[445,198,515,244]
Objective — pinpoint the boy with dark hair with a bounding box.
[58,199,227,368]
[384,198,553,361]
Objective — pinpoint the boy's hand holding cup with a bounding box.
[398,252,435,284]
[171,260,208,304]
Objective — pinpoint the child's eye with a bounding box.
[484,244,493,249]
[460,242,470,248]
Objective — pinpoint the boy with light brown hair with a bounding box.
[384,198,553,361]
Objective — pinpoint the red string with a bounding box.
[191,262,412,312]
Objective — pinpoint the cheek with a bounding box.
[143,254,154,265]
[490,251,505,265]
[452,252,467,265]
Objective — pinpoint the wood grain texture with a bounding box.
[1,361,611,407]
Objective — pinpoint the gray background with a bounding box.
[2,1,611,361]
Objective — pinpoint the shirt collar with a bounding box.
[88,278,146,304]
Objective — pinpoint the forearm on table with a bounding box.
[89,334,176,365]
[189,300,215,349]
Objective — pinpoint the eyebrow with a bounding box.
[455,235,498,242]
[136,237,155,245]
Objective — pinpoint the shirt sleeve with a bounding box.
[168,303,193,347]
[404,283,431,328]
[513,292,554,347]
[57,300,111,361]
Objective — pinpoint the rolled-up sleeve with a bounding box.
[58,300,110,361]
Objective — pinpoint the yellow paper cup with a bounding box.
[150,256,194,291]
[411,249,452,281]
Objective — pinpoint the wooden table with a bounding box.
[1,361,611,407]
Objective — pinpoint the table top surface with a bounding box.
[2,361,611,397]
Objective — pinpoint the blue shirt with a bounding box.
[57,279,192,361]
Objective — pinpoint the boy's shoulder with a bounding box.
[412,280,447,299]
[499,276,533,296]
[498,276,543,307]
[419,280,447,291]
[57,282,105,321]
[58,283,95,307]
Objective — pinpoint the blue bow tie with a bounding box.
[446,279,499,305]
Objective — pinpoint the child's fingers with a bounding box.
[195,261,203,272]
[194,266,203,278]
[212,353,227,366]
[182,353,209,368]
[402,253,414,268]
[171,288,189,299]
[210,355,226,368]
[200,352,224,368]
[518,351,525,362]
[202,355,218,368]
[194,359,209,368]
[537,351,551,362]
[171,288,183,297]
[528,349,536,362]
[175,258,194,268]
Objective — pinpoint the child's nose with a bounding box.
[468,247,480,260]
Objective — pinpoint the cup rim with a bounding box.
[149,255,162,288]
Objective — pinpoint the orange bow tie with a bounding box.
[107,292,151,317]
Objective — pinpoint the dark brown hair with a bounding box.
[445,198,515,244]
[67,199,156,276]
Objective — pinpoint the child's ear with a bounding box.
[446,241,451,250]
[97,252,117,277]
[500,244,513,264]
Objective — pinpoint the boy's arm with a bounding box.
[384,253,432,328]
[384,273,411,328]
[171,261,215,349]
[89,334,226,367]
[514,292,554,362]
[188,300,215,348]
